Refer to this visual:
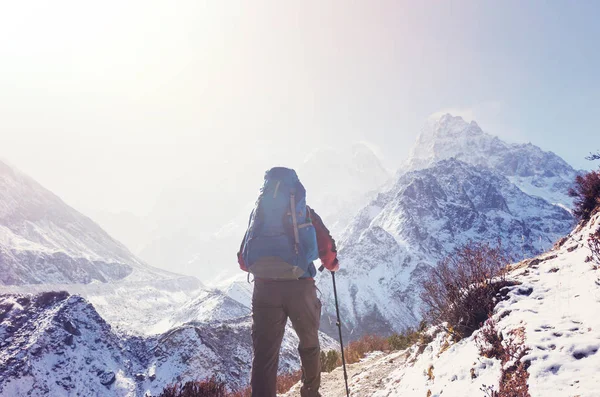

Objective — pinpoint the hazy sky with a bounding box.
[2,1,599,217]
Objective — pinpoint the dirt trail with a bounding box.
[280,349,411,397]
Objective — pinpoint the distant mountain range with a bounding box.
[0,291,336,396]
[0,159,177,285]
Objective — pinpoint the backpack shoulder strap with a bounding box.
[290,189,300,254]
[307,206,338,271]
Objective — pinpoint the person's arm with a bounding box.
[307,206,339,272]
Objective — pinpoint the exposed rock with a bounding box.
[63,320,81,336]
[98,371,116,386]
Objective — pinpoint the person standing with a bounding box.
[237,167,339,397]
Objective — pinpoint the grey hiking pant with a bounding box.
[251,278,322,397]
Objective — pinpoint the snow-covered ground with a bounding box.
[284,211,600,396]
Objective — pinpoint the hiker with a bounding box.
[237,167,339,397]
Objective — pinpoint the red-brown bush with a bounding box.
[159,377,227,397]
[158,370,302,397]
[276,370,302,394]
[476,319,504,360]
[344,334,390,364]
[569,169,600,221]
[476,321,531,397]
[420,242,514,339]
[589,227,600,267]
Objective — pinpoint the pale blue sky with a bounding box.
[1,1,598,215]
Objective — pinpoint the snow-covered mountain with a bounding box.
[0,289,337,396]
[0,292,252,396]
[310,115,580,340]
[284,209,600,397]
[0,276,205,335]
[318,157,574,339]
[0,159,174,285]
[406,114,580,208]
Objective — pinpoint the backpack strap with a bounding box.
[290,191,300,255]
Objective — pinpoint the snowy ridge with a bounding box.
[0,159,175,285]
[0,276,205,335]
[284,211,600,396]
[317,158,574,339]
[0,290,336,396]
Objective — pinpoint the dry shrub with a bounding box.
[586,151,600,161]
[276,370,302,394]
[321,329,424,374]
[499,328,530,397]
[159,377,227,397]
[476,319,504,360]
[569,169,600,221]
[476,321,530,397]
[344,334,389,364]
[227,387,251,397]
[158,369,306,397]
[420,242,514,339]
[589,227,600,268]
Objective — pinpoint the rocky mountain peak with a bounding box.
[406,114,579,208]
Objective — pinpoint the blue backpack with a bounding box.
[242,167,319,279]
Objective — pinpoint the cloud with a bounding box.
[429,101,503,124]
[429,107,477,122]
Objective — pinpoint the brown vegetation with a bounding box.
[158,369,303,397]
[420,242,515,339]
[569,169,600,221]
[476,320,531,397]
[588,227,600,268]
[275,371,302,394]
[158,377,227,397]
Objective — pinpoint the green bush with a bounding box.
[320,349,340,373]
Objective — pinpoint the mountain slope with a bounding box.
[318,158,574,338]
[0,159,174,285]
[0,290,336,396]
[406,114,579,208]
[284,210,600,397]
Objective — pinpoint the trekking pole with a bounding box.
[331,271,350,397]
[319,265,350,396]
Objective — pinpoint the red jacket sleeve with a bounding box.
[308,206,338,271]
